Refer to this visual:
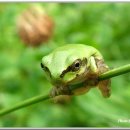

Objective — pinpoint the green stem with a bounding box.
[1,64,130,116]
[0,94,50,116]
[99,64,130,80]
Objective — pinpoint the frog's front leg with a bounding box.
[95,58,111,98]
[88,56,99,86]
[89,56,111,98]
[49,86,72,103]
[49,85,72,98]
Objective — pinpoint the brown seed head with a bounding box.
[17,5,54,46]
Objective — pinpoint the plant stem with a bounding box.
[99,64,130,80]
[0,94,50,116]
[0,64,130,116]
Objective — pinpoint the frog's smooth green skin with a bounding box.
[41,44,111,100]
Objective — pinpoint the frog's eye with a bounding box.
[71,59,82,72]
[60,59,83,78]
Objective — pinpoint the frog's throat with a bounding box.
[70,81,85,91]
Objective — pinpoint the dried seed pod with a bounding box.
[17,5,54,46]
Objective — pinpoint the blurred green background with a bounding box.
[0,2,130,127]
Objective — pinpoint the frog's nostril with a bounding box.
[41,63,44,69]
[60,73,64,78]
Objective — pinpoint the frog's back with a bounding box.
[53,44,102,58]
[43,44,102,62]
[54,44,94,52]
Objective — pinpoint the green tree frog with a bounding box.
[41,44,111,101]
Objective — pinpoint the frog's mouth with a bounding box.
[67,65,99,87]
[68,69,99,92]
[51,67,90,88]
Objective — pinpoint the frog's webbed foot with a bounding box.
[49,86,72,98]
[98,79,111,98]
[95,58,111,98]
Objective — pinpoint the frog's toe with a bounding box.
[57,86,72,95]
[50,86,72,98]
[50,87,58,98]
[98,79,111,98]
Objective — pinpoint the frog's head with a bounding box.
[41,45,92,86]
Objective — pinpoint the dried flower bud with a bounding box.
[17,5,54,46]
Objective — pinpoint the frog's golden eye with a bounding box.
[60,58,86,78]
[71,59,82,72]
